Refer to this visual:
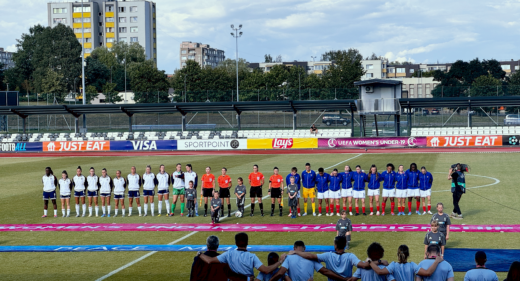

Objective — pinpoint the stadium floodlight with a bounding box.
[230,24,243,102]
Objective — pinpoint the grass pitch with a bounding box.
[0,151,519,280]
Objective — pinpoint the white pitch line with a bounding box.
[431,173,500,193]
[325,154,363,170]
[96,193,271,280]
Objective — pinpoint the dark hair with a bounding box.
[368,165,378,180]
[291,167,298,172]
[456,163,465,174]
[222,167,227,171]
[356,165,361,169]
[305,163,311,166]
[367,242,385,260]
[506,261,520,281]
[294,240,305,249]
[77,166,82,171]
[160,164,165,168]
[45,167,54,175]
[397,245,410,263]
[206,166,211,170]
[427,244,441,256]
[186,164,192,168]
[273,167,279,170]
[410,163,417,171]
[235,232,248,248]
[189,180,194,185]
[475,251,487,266]
[237,177,243,182]
[333,168,338,172]
[176,163,182,166]
[62,170,68,178]
[318,167,324,173]
[206,235,219,251]
[102,168,107,172]
[90,167,95,171]
[334,236,347,250]
[345,166,352,172]
[267,252,280,266]
[386,163,395,171]
[253,164,258,169]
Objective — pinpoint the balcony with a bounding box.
[355,98,401,115]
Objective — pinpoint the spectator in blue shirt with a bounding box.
[315,167,330,216]
[416,245,454,281]
[339,165,354,215]
[419,166,434,215]
[405,163,421,215]
[352,242,394,281]
[199,232,285,278]
[255,252,284,281]
[301,163,317,216]
[463,251,499,281]
[286,167,301,217]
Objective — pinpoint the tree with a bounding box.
[264,54,273,63]
[40,68,66,94]
[365,53,381,60]
[321,49,365,88]
[411,70,436,78]
[102,83,121,103]
[85,57,110,92]
[85,85,99,104]
[111,41,146,65]
[129,60,169,103]
[471,74,502,97]
[91,46,118,74]
[0,63,4,90]
[275,55,282,63]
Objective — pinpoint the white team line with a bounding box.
[96,154,362,280]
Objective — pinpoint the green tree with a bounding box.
[91,46,118,74]
[129,60,169,103]
[470,74,502,97]
[85,57,110,92]
[85,85,99,104]
[0,63,5,90]
[411,70,436,78]
[102,83,121,103]
[264,54,273,63]
[321,49,365,88]
[111,41,146,65]
[40,68,66,94]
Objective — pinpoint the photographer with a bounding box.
[448,164,466,219]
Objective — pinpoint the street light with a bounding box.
[81,0,86,129]
[230,24,243,102]
[184,74,187,102]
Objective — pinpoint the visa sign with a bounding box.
[272,138,293,149]
[132,141,158,150]
[110,140,177,151]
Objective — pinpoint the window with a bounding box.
[182,56,187,61]
[130,6,138,12]
[84,48,92,53]
[119,37,127,42]
[119,7,126,13]
[181,50,186,54]
[53,8,67,14]
[182,63,186,67]
[130,37,138,42]
[418,85,423,98]
[119,17,126,23]
[397,68,405,73]
[106,5,114,12]
[426,84,431,97]
[119,27,127,33]
[83,28,91,33]
[502,65,511,70]
[409,87,414,98]
[130,16,138,23]
[106,17,114,22]
[410,69,415,73]
[366,64,373,70]
[188,55,195,60]
[106,27,114,32]
[388,68,395,73]
[78,38,92,43]
[516,65,519,70]
[73,7,91,12]
[106,38,114,43]
[73,18,82,23]
[53,18,66,24]
[366,73,373,78]
[130,26,138,33]
[74,28,82,33]
[83,18,91,22]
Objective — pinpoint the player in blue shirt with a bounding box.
[329,169,343,216]
[352,165,368,216]
[381,163,397,216]
[301,163,317,216]
[395,165,408,216]
[339,165,354,215]
[405,163,421,215]
[315,167,330,216]
[419,166,434,215]
[367,165,384,216]
[463,251,499,281]
[286,167,301,217]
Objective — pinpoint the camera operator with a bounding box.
[448,163,466,219]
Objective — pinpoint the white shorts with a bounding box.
[367,189,380,197]
[382,189,396,198]
[353,190,365,199]
[407,189,420,197]
[297,190,301,199]
[328,190,341,199]
[317,191,328,199]
[420,189,431,197]
[341,188,353,198]
[396,189,408,198]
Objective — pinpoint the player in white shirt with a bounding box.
[184,164,198,216]
[127,166,142,216]
[58,170,72,217]
[42,167,58,218]
[156,164,171,216]
[99,168,114,217]
[142,165,157,216]
[86,167,100,217]
[113,170,127,217]
[171,163,186,216]
[72,166,87,217]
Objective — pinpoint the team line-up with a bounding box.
[40,162,465,220]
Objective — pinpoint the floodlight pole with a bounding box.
[81,0,86,129]
[230,24,243,102]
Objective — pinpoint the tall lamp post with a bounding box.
[230,24,243,102]
[81,0,86,129]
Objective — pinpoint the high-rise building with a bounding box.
[179,41,225,68]
[0,48,15,70]
[47,0,157,63]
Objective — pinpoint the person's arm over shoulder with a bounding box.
[258,253,282,274]
[200,251,225,264]
[370,261,390,275]
[416,257,443,277]
[269,266,287,281]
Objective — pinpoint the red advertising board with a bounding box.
[427,136,502,147]
[43,141,110,152]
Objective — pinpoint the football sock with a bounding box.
[416,201,421,211]
[144,203,148,214]
[325,206,329,213]
[355,206,359,213]
[423,205,427,212]
[370,207,373,213]
[271,204,275,213]
[158,200,162,214]
[54,209,57,216]
[204,204,208,213]
[180,203,185,215]
[66,209,70,216]
[122,209,125,216]
[151,202,154,216]
[129,207,132,215]
[343,206,347,211]
[172,203,177,213]
[107,205,111,215]
[319,206,322,213]
[251,203,255,213]
[391,202,395,213]
[362,206,365,213]
[408,202,412,212]
[165,199,170,213]
[44,209,48,216]
[95,206,99,216]
[259,203,264,212]
[382,202,386,212]
[304,202,308,212]
[428,204,431,211]
[115,209,118,216]
[75,204,80,214]
[102,206,106,215]
[137,206,142,215]
[376,205,380,212]
[336,204,340,213]
[89,207,92,216]
[279,205,282,213]
[312,203,316,213]
[82,204,86,215]
[349,206,352,212]
[228,204,231,212]
[62,209,65,216]
[297,207,300,214]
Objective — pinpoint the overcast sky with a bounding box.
[1,0,519,73]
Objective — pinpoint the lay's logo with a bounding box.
[272,138,293,149]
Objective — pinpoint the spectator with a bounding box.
[505,261,520,281]
[351,242,395,281]
[255,252,283,281]
[415,245,454,281]
[269,240,349,281]
[290,236,370,280]
[310,124,318,135]
[190,235,237,281]
[464,251,498,281]
[199,232,284,279]
[369,244,442,280]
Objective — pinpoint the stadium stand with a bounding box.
[411,126,520,136]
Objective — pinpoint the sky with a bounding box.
[1,0,519,74]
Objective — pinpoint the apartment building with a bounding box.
[47,0,157,63]
[179,41,225,68]
[248,61,334,75]
[0,48,15,70]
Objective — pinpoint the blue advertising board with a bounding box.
[0,142,42,152]
[110,140,177,151]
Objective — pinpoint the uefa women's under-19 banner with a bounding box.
[318,137,427,148]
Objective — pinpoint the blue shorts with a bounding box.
[143,190,155,196]
[60,195,71,199]
[157,189,169,194]
[128,191,140,198]
[87,191,98,197]
[100,193,111,197]
[114,194,125,199]
[74,191,85,197]
[43,191,56,200]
